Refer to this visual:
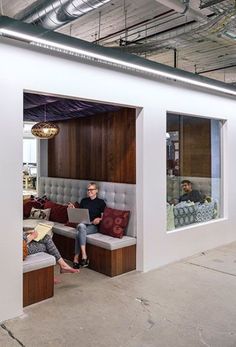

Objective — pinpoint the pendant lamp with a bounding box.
[31,105,60,139]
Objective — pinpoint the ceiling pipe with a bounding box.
[154,0,208,23]
[1,16,236,98]
[15,0,111,30]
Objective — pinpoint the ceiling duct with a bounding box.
[154,0,208,23]
[1,16,236,98]
[15,0,111,30]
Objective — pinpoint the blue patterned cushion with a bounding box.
[195,202,214,223]
[174,202,197,228]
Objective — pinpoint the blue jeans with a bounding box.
[74,223,97,255]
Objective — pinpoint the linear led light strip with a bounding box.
[1,28,236,97]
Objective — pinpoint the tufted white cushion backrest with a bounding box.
[38,177,136,237]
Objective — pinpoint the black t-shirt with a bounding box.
[179,190,203,203]
[80,197,106,222]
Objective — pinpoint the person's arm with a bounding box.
[25,230,38,243]
[92,200,106,225]
[92,216,102,225]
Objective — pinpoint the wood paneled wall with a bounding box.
[181,116,211,177]
[167,114,211,178]
[48,108,136,183]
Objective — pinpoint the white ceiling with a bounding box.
[1,0,236,84]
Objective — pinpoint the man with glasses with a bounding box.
[71,182,106,269]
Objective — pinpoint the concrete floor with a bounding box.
[1,242,236,347]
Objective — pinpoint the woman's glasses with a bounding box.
[87,188,96,192]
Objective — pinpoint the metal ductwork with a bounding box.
[15,0,111,30]
[154,0,208,23]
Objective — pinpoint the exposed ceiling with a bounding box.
[1,0,236,86]
[24,93,121,122]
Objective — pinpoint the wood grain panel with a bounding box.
[87,243,136,277]
[23,266,54,307]
[181,116,211,177]
[52,233,74,262]
[167,114,211,178]
[48,108,136,183]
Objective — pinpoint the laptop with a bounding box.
[67,208,91,224]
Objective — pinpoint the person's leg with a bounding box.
[58,258,80,273]
[27,240,47,255]
[73,223,86,263]
[80,224,97,259]
[41,234,61,261]
[41,235,79,273]
[73,224,97,266]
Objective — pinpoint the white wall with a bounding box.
[1,41,236,322]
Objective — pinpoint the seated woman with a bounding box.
[23,230,79,274]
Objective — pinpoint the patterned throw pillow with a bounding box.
[31,195,49,206]
[23,195,49,219]
[195,202,214,223]
[173,203,197,228]
[99,207,130,238]
[23,201,42,218]
[29,207,51,220]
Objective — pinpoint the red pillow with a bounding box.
[44,201,68,224]
[64,202,80,228]
[99,207,130,238]
[23,201,42,218]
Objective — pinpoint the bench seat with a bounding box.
[53,222,136,250]
[23,252,55,307]
[51,222,136,277]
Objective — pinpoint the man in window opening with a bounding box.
[69,182,106,269]
[179,180,203,203]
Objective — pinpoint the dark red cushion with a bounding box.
[44,201,68,223]
[99,207,130,238]
[23,201,42,218]
[64,202,80,228]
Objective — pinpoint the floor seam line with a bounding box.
[185,261,236,277]
[0,324,25,346]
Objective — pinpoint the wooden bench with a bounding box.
[52,227,136,277]
[23,252,55,306]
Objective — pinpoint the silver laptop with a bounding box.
[67,208,91,224]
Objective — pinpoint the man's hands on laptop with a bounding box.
[67,202,75,208]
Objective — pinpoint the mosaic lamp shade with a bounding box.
[31,121,60,139]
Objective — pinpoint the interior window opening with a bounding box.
[166,113,223,231]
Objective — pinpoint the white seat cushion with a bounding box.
[23,219,54,230]
[23,252,56,273]
[86,233,136,251]
[53,223,77,239]
[49,223,136,250]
